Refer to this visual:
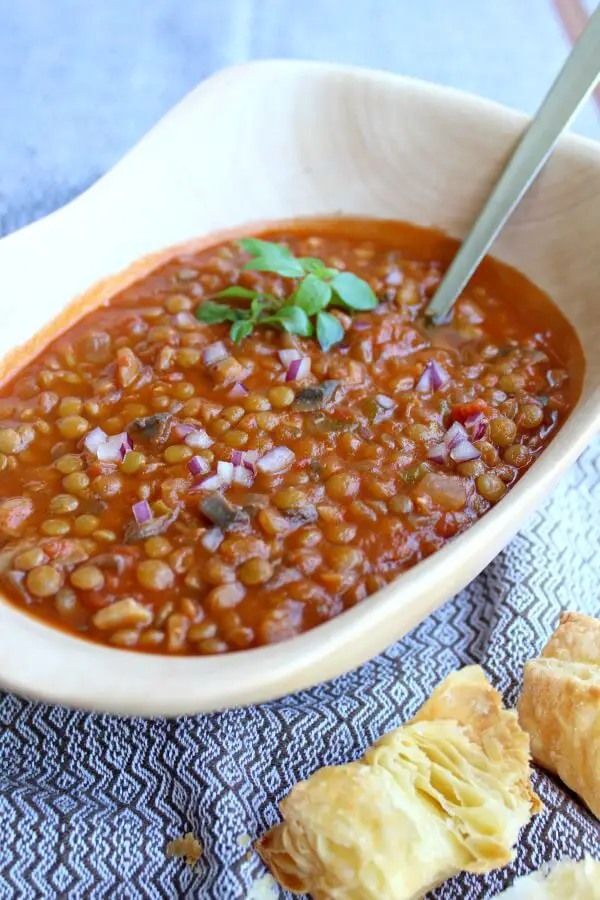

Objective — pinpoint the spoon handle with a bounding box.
[425,5,600,322]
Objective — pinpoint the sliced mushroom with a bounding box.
[124,511,178,543]
[308,413,358,436]
[199,494,246,531]
[285,503,318,527]
[294,380,340,411]
[128,412,173,445]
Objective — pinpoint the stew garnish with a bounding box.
[196,238,378,350]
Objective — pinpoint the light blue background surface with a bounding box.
[1,0,598,236]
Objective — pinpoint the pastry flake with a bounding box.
[497,856,600,899]
[518,610,600,819]
[257,666,540,900]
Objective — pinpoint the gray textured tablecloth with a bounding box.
[1,2,599,897]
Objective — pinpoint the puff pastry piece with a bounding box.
[497,856,600,899]
[257,666,541,900]
[518,611,600,819]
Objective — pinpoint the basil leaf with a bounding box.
[215,286,260,300]
[243,258,305,278]
[316,311,344,351]
[230,320,254,343]
[268,305,313,337]
[292,275,332,316]
[195,301,241,324]
[331,272,378,310]
[251,295,272,318]
[298,257,339,279]
[239,238,304,278]
[239,237,296,260]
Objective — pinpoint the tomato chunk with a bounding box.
[451,399,490,424]
[416,473,467,511]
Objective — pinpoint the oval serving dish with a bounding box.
[1,61,600,717]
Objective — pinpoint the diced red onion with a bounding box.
[173,423,196,440]
[352,320,371,331]
[107,431,131,446]
[84,427,107,454]
[415,366,433,393]
[132,500,152,525]
[96,441,123,463]
[450,440,481,463]
[440,420,482,463]
[107,432,133,461]
[416,360,449,393]
[427,442,449,464]
[444,421,468,450]
[184,430,213,450]
[376,394,395,410]
[201,528,223,551]
[228,382,249,399]
[85,427,132,461]
[197,474,222,491]
[386,269,403,286]
[203,341,229,366]
[286,357,311,382]
[257,446,295,474]
[188,455,210,477]
[465,412,487,441]
[278,349,302,366]
[217,461,234,485]
[233,465,255,487]
[229,449,257,473]
[429,360,450,389]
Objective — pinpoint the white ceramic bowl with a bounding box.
[1,61,599,716]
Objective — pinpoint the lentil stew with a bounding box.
[0,219,583,654]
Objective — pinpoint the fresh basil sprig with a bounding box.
[195,238,378,350]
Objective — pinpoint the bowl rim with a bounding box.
[1,58,599,718]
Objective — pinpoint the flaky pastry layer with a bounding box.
[258,666,540,900]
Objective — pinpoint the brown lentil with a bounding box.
[26,565,63,598]
[71,566,105,592]
[136,560,175,591]
[503,444,532,467]
[56,416,89,440]
[74,514,101,536]
[238,557,274,586]
[517,403,545,429]
[476,473,507,503]
[489,416,517,447]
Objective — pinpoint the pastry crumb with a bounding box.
[236,833,252,848]
[248,873,278,899]
[166,832,203,867]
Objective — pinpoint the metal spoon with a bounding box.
[425,4,600,323]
